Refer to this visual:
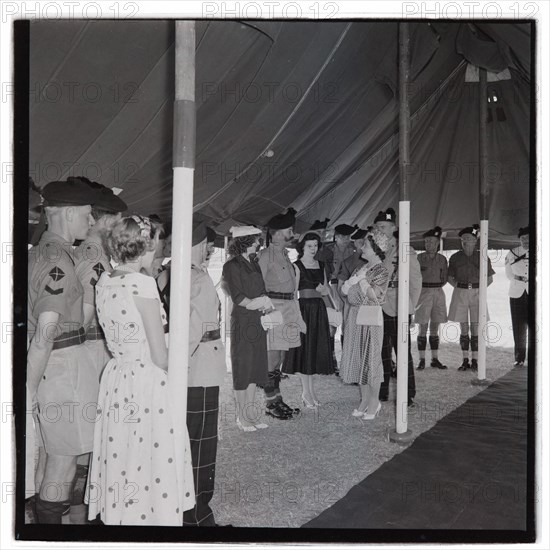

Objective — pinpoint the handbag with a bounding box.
[326,307,343,327]
[355,277,383,326]
[260,309,284,331]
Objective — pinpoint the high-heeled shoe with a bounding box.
[352,408,366,417]
[362,402,382,421]
[301,394,317,409]
[236,417,257,432]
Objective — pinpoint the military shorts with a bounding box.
[415,288,448,325]
[266,299,303,351]
[84,338,112,381]
[36,344,99,456]
[448,287,489,323]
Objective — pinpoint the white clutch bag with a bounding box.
[326,307,342,327]
[355,278,383,326]
[260,310,284,331]
[356,305,383,326]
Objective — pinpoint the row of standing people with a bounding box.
[25,177,530,525]
[27,178,225,526]
[246,208,529,422]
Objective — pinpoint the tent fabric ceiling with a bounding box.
[29,20,532,247]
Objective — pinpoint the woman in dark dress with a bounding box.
[221,226,272,431]
[283,231,334,408]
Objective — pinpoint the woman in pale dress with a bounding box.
[87,215,195,525]
[340,228,390,420]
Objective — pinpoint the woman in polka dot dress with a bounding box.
[87,215,195,525]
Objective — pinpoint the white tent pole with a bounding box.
[222,235,228,345]
[478,220,489,380]
[391,22,413,444]
[168,20,196,508]
[474,67,491,386]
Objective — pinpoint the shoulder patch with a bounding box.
[93,263,106,278]
[49,266,65,282]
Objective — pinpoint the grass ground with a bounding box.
[209,253,520,528]
[211,345,516,528]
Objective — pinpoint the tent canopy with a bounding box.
[29,20,532,247]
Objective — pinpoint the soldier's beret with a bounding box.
[70,177,127,213]
[423,226,443,239]
[41,178,98,207]
[459,224,480,238]
[266,208,297,230]
[206,226,217,243]
[309,218,330,230]
[351,228,368,240]
[518,226,529,238]
[334,223,357,236]
[373,208,396,224]
[192,215,209,246]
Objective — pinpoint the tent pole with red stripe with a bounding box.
[390,22,414,444]
[473,67,492,387]
[168,20,196,516]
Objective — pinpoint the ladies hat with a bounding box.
[229,225,262,238]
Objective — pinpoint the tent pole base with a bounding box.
[471,377,492,387]
[389,429,414,445]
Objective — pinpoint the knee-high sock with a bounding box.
[417,336,427,351]
[429,335,440,350]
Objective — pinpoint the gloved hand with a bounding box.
[359,279,370,294]
[246,295,274,311]
[315,283,330,296]
[260,310,283,330]
[342,275,360,295]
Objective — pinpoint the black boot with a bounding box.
[431,358,447,369]
[471,359,478,372]
[416,359,425,370]
[278,400,300,415]
[458,358,470,371]
[265,401,292,419]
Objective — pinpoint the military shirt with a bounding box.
[188,265,226,387]
[417,252,448,285]
[28,230,85,341]
[257,246,296,293]
[338,251,367,282]
[448,250,495,284]
[317,241,356,282]
[74,234,112,329]
[505,245,529,298]
[381,240,423,317]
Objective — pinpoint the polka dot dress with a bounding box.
[87,272,195,525]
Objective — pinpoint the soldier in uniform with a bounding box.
[505,226,529,366]
[183,219,227,526]
[257,208,304,419]
[74,178,127,379]
[69,178,127,517]
[27,179,99,523]
[316,222,357,372]
[447,225,495,371]
[415,226,448,370]
[375,208,422,406]
[338,227,368,332]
